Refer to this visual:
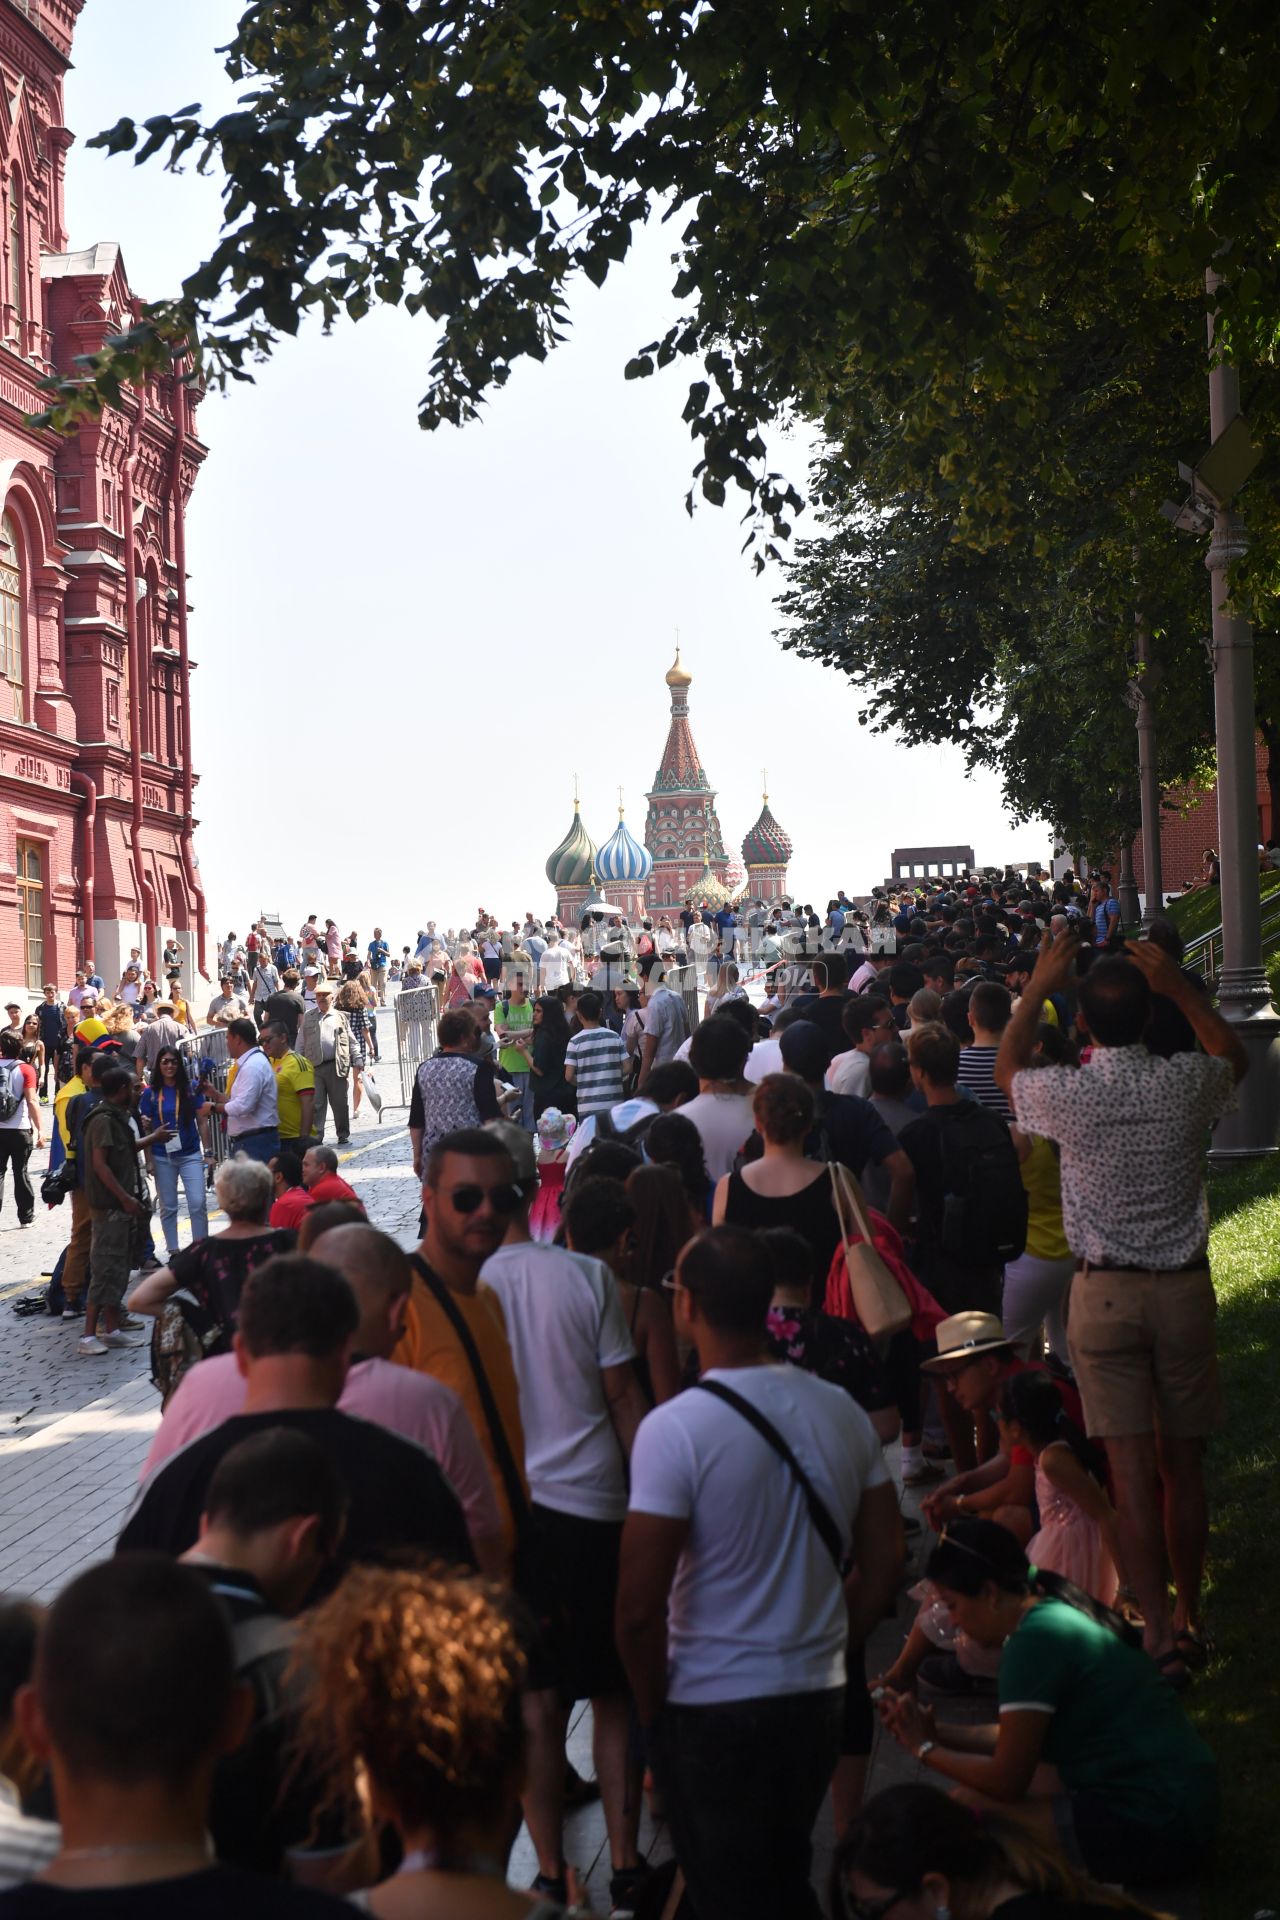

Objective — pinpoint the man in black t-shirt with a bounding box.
[118,1255,471,1577]
[180,1428,374,1887]
[262,967,307,1045]
[0,1557,347,1920]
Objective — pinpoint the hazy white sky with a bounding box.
[62,0,1052,945]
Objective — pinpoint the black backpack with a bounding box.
[936,1102,1028,1267]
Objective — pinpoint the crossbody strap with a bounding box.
[694,1379,844,1570]
[409,1254,529,1528]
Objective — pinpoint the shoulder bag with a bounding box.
[694,1378,844,1569]
[408,1255,559,1629]
[822,1146,912,1339]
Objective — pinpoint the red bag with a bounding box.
[824,1205,947,1343]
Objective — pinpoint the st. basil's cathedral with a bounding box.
[545,651,794,921]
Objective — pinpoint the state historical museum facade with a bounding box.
[0,0,208,1002]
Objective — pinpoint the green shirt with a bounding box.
[80,1104,142,1213]
[999,1597,1217,1841]
[497,999,534,1077]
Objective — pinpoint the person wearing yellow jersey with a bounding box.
[261,1021,316,1148]
[1004,1028,1075,1363]
[54,1046,101,1319]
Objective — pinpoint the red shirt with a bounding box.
[306,1172,364,1210]
[270,1185,314,1231]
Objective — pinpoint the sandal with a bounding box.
[1154,1648,1192,1692]
[1174,1626,1213,1670]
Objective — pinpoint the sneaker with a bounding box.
[531,1874,567,1907]
[117,1315,145,1331]
[61,1306,81,1320]
[77,1335,108,1356]
[102,1330,142,1349]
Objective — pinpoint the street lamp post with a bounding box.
[1133,612,1163,928]
[1204,278,1280,1157]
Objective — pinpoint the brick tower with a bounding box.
[644,650,730,910]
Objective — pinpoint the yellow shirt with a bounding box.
[272,1050,315,1140]
[1020,1132,1070,1261]
[171,996,191,1029]
[397,1271,527,1555]
[55,1074,85,1151]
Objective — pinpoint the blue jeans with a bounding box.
[649,1687,842,1920]
[151,1148,209,1256]
[227,1127,280,1167]
[511,1070,533,1129]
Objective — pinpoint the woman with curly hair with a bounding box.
[334,979,372,1119]
[292,1566,584,1917]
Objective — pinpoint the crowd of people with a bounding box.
[5,921,393,1361]
[0,864,1240,1918]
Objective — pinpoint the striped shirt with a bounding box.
[956,1045,1013,1122]
[566,1026,628,1115]
[0,1780,59,1890]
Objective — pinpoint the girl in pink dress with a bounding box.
[998,1370,1124,1605]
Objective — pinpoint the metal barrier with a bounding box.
[395,987,438,1106]
[178,1026,231,1163]
[1183,891,1280,988]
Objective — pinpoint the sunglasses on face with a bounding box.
[446,1182,523,1216]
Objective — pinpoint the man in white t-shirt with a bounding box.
[677,1014,757,1181]
[618,1227,903,1920]
[536,929,573,994]
[826,995,897,1098]
[480,1123,650,1915]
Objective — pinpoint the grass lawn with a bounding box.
[1196,1158,1280,1913]
[1163,868,1280,947]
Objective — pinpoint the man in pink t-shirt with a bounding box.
[140,1223,503,1575]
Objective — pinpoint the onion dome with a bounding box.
[595,802,654,885]
[742,789,793,867]
[665,645,692,689]
[545,800,598,888]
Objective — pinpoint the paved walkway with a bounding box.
[0,1046,417,1602]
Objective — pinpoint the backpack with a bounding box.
[0,1062,24,1123]
[593,1104,660,1152]
[936,1104,1028,1267]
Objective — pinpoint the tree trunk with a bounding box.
[1261,716,1280,847]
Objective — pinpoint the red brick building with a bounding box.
[0,0,208,1007]
[1132,742,1273,902]
[643,651,734,909]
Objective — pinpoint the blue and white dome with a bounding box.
[595,805,654,885]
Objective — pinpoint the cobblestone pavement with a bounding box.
[0,1042,418,1603]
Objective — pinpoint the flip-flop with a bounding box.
[1174,1627,1212,1669]
[1154,1648,1192,1692]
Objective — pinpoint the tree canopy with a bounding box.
[37,0,1280,585]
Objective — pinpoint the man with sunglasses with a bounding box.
[479,1121,651,1915]
[826,997,897,1098]
[399,1129,591,1907]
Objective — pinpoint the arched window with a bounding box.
[9,179,23,339]
[0,513,24,717]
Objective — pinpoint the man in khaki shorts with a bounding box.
[995,928,1246,1686]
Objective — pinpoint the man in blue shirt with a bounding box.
[1091,876,1121,946]
[367,927,391,1003]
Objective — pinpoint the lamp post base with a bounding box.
[1207,971,1280,1160]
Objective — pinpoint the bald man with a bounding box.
[136,1223,504,1576]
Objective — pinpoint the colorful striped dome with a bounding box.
[595,806,654,885]
[742,793,793,867]
[545,805,598,887]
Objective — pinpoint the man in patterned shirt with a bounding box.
[995,928,1247,1684]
